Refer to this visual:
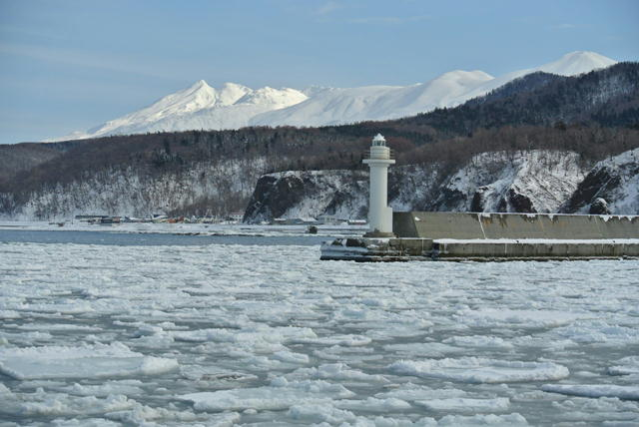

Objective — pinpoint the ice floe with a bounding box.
[455,308,584,328]
[541,384,639,400]
[436,412,528,426]
[0,239,637,426]
[0,343,178,380]
[443,335,514,349]
[287,363,389,383]
[0,389,136,417]
[179,378,355,411]
[389,357,569,383]
[415,397,510,412]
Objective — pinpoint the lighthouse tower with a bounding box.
[363,134,395,237]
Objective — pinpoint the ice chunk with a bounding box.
[50,417,122,426]
[608,356,639,376]
[375,383,467,401]
[293,334,372,346]
[541,384,639,400]
[1,391,136,417]
[179,378,355,411]
[383,342,464,357]
[272,349,310,364]
[456,308,582,328]
[287,403,414,426]
[104,404,239,426]
[17,323,102,332]
[288,363,389,383]
[552,320,638,345]
[172,325,317,353]
[50,380,145,397]
[388,357,569,383]
[0,343,178,380]
[334,397,412,412]
[443,335,514,349]
[416,397,510,412]
[287,404,359,425]
[437,413,528,426]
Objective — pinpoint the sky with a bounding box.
[0,0,638,145]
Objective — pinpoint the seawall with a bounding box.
[321,212,639,261]
[393,212,639,240]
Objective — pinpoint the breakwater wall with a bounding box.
[393,212,638,240]
[321,212,639,261]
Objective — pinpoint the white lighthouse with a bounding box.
[363,134,395,237]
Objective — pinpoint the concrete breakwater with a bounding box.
[321,212,639,261]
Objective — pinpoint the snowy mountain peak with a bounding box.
[237,86,308,107]
[189,79,211,89]
[216,82,252,106]
[539,51,617,76]
[433,70,494,82]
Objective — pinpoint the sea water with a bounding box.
[0,227,637,426]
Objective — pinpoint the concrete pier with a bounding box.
[321,212,639,261]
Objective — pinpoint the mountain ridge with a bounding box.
[50,51,618,142]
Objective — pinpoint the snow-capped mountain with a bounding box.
[55,82,308,140]
[52,51,616,141]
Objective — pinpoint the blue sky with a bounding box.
[0,0,637,144]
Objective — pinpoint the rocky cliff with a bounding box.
[243,149,638,223]
[1,157,265,221]
[561,148,639,215]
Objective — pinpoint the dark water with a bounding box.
[0,229,329,247]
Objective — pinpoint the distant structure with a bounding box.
[363,134,395,237]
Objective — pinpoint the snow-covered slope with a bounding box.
[243,150,621,223]
[432,151,588,213]
[562,148,639,215]
[3,149,635,222]
[460,51,616,101]
[52,51,616,141]
[3,157,267,221]
[251,70,494,126]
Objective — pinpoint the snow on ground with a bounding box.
[0,233,637,426]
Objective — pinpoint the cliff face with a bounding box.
[242,165,442,223]
[243,149,638,223]
[561,148,639,215]
[429,150,587,213]
[243,170,368,223]
[1,158,266,221]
